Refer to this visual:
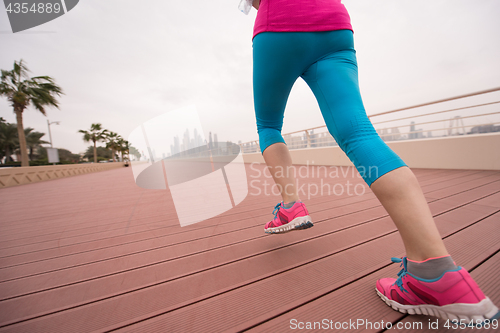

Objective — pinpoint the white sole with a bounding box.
[264,215,313,234]
[376,288,499,323]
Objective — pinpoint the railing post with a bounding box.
[306,130,310,148]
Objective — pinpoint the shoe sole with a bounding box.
[264,215,313,234]
[376,288,499,323]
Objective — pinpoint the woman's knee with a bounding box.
[345,137,407,186]
[258,128,286,154]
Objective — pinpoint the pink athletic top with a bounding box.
[253,0,352,39]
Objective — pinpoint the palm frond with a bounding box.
[13,59,31,81]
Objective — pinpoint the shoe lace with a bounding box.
[391,257,409,293]
[272,202,282,218]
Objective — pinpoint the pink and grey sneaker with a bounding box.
[376,257,499,323]
[264,201,313,234]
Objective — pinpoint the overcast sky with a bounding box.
[1,0,499,154]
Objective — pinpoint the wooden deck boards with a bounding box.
[0,165,498,332]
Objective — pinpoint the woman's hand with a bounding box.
[252,0,260,10]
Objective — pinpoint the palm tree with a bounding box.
[105,132,121,162]
[0,60,64,167]
[117,138,131,162]
[79,123,108,163]
[24,128,49,161]
[129,146,142,160]
[83,146,112,162]
[0,120,18,163]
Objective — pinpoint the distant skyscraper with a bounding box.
[390,127,401,141]
[193,128,203,147]
[409,121,416,139]
[170,135,180,156]
[183,129,190,151]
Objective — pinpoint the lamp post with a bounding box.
[47,119,60,147]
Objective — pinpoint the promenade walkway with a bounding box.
[0,164,498,332]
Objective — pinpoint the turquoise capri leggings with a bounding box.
[253,29,407,187]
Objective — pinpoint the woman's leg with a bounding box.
[253,32,316,232]
[298,30,497,320]
[301,30,448,260]
[262,142,299,204]
[253,32,310,205]
[369,166,448,261]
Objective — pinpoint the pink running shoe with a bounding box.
[264,201,313,234]
[376,257,499,323]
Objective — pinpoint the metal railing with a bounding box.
[239,87,500,153]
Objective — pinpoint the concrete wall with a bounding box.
[0,162,126,188]
[242,133,500,170]
[5,133,493,189]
